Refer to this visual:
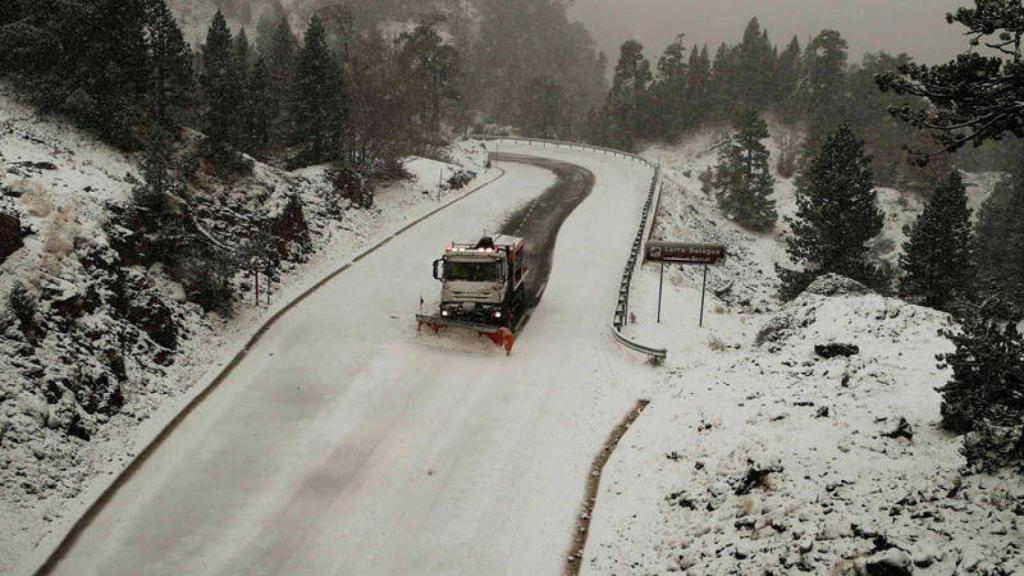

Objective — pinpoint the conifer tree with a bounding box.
[201,11,242,147]
[975,167,1024,311]
[234,28,253,84]
[779,124,884,298]
[803,30,849,123]
[143,0,193,127]
[601,40,653,150]
[936,299,1024,470]
[735,18,774,110]
[712,109,778,231]
[518,75,568,138]
[243,57,273,154]
[266,16,298,147]
[651,35,688,141]
[899,171,974,311]
[686,45,712,128]
[293,14,347,164]
[774,35,802,120]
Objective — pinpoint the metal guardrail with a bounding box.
[470,135,668,362]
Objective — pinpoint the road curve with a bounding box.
[40,146,653,576]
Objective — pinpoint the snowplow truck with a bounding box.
[416,235,528,354]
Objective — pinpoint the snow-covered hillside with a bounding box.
[579,131,1022,575]
[0,85,491,574]
[638,127,999,313]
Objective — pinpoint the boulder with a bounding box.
[865,549,913,576]
[127,291,178,349]
[804,274,870,297]
[815,343,860,358]
[0,211,25,264]
[268,195,312,260]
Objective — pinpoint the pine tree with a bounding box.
[774,35,802,121]
[397,17,461,138]
[650,35,688,141]
[878,1,1024,153]
[899,171,974,311]
[79,0,151,147]
[803,30,849,123]
[601,39,653,150]
[936,299,1024,470]
[201,10,242,147]
[779,124,884,298]
[712,109,778,231]
[518,75,568,138]
[735,18,774,110]
[293,14,347,164]
[234,28,253,85]
[266,16,298,147]
[975,166,1024,311]
[242,56,272,155]
[686,44,711,128]
[143,0,193,127]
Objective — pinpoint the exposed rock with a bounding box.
[268,195,312,260]
[883,417,914,441]
[804,274,871,297]
[865,549,913,576]
[127,290,178,350]
[0,211,26,264]
[815,343,860,359]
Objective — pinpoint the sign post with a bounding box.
[646,242,727,329]
[700,265,708,327]
[657,262,665,323]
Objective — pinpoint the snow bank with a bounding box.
[586,283,1024,574]
[581,132,1022,575]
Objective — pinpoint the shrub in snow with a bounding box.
[177,247,238,316]
[938,301,1024,470]
[899,171,974,312]
[778,124,886,300]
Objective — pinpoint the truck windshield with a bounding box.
[445,261,500,282]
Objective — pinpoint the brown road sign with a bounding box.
[646,242,727,265]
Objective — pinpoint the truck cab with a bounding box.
[432,235,528,328]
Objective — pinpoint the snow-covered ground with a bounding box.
[0,85,495,573]
[580,131,1023,574]
[35,144,659,576]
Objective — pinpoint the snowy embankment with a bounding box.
[0,85,493,573]
[582,130,1023,574]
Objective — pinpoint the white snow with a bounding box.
[579,131,1023,575]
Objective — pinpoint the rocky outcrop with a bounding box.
[0,211,25,264]
[804,274,871,297]
[268,195,312,261]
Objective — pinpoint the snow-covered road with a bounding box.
[41,145,654,576]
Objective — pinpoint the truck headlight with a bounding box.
[441,310,450,317]
[493,311,502,319]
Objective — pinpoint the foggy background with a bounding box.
[569,0,967,63]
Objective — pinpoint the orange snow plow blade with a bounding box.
[416,314,516,355]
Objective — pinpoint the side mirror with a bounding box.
[433,259,444,281]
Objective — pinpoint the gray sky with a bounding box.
[568,0,968,65]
